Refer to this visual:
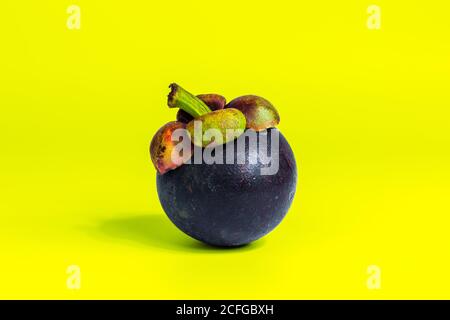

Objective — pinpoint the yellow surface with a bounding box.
[0,0,449,299]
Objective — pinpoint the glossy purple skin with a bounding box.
[156,129,297,247]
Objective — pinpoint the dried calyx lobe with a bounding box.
[226,95,280,131]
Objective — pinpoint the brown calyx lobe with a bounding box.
[225,95,280,131]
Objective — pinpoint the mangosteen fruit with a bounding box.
[150,84,297,247]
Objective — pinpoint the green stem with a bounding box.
[168,83,211,117]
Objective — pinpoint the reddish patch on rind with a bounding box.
[150,121,191,174]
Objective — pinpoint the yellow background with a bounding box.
[1,0,449,299]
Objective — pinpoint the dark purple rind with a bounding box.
[156,129,297,247]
